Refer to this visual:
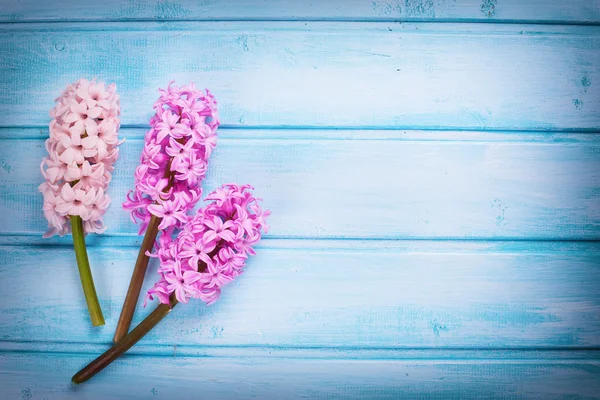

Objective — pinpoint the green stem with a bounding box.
[72,296,178,384]
[70,215,105,327]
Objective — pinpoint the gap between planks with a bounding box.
[1,18,600,27]
[1,127,600,142]
[2,236,600,249]
[2,341,600,360]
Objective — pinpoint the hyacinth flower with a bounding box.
[116,82,220,341]
[72,184,270,383]
[39,78,121,326]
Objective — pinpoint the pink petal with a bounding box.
[69,121,85,136]
[46,167,61,183]
[55,202,72,215]
[64,164,81,181]
[219,229,236,242]
[82,135,98,149]
[62,112,79,124]
[202,230,217,243]
[183,271,202,284]
[87,107,102,119]
[70,101,86,114]
[147,204,165,218]
[175,287,187,303]
[60,182,75,202]
[84,119,99,136]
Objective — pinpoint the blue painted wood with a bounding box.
[1,352,599,399]
[0,0,599,23]
[1,130,599,239]
[1,241,599,348]
[0,22,598,129]
[1,1,600,397]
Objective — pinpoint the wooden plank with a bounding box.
[1,352,599,399]
[0,22,598,129]
[1,241,599,348]
[1,130,599,239]
[0,0,599,24]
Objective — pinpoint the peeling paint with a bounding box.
[581,74,591,92]
[113,0,148,18]
[472,304,561,327]
[21,388,32,400]
[480,0,497,17]
[1,160,11,173]
[0,13,21,21]
[210,325,224,339]
[238,34,250,52]
[153,0,188,19]
[573,98,584,110]
[405,0,435,17]
[371,1,402,17]
[491,199,507,228]
[432,321,449,337]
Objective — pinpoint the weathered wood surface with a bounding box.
[1,1,599,397]
[1,0,599,23]
[2,352,600,399]
[1,131,599,240]
[0,23,598,130]
[1,241,599,348]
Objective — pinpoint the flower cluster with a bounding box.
[123,82,219,236]
[39,79,120,238]
[146,184,270,306]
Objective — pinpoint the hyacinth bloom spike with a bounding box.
[116,82,219,342]
[73,184,269,383]
[39,78,121,327]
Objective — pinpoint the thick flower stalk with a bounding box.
[116,82,219,341]
[39,78,121,327]
[72,184,269,384]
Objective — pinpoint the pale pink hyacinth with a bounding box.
[146,184,270,306]
[123,81,219,237]
[39,79,120,238]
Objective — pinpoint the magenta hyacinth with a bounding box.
[72,184,270,384]
[39,78,121,238]
[123,81,219,236]
[147,184,270,306]
[115,81,220,342]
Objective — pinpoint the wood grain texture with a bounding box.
[1,130,599,240]
[1,241,599,348]
[1,2,600,396]
[0,0,599,23]
[0,23,598,129]
[1,353,599,399]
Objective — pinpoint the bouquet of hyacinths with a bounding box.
[116,82,220,341]
[72,184,269,383]
[39,79,120,326]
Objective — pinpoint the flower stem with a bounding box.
[70,215,105,327]
[113,214,161,342]
[73,295,178,384]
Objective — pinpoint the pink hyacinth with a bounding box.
[72,185,270,382]
[146,184,270,306]
[123,81,219,236]
[39,78,120,238]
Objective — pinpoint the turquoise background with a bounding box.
[0,0,599,398]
